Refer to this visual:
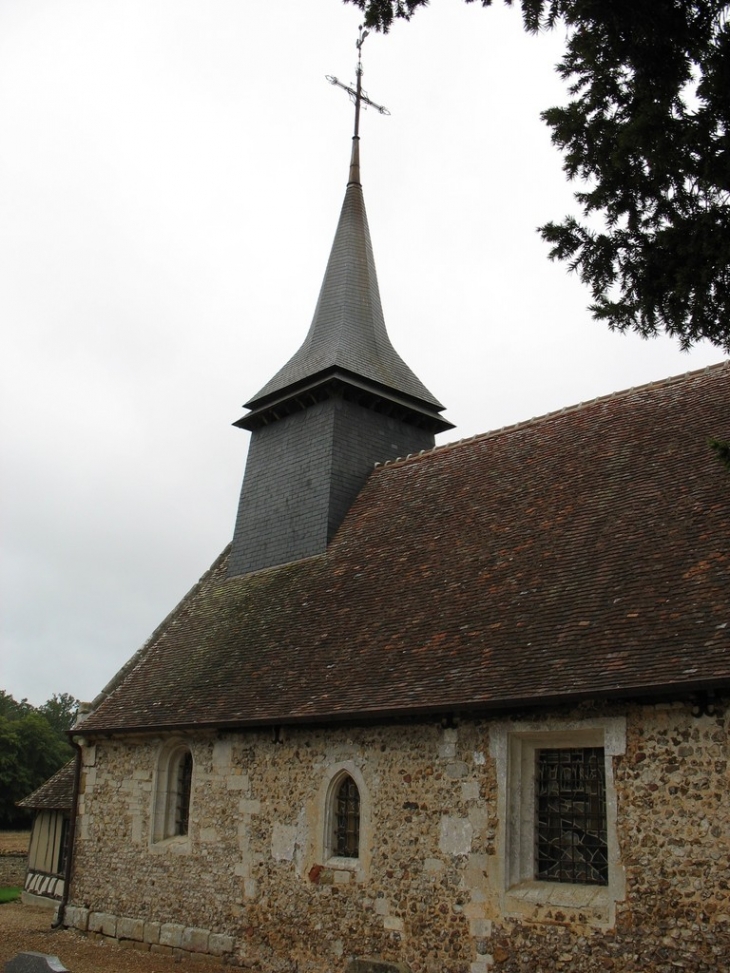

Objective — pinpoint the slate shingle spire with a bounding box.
[245,138,445,420]
[228,41,452,578]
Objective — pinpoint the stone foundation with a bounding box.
[65,906,234,962]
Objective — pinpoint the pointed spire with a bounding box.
[240,28,449,431]
[242,168,446,423]
[228,32,451,576]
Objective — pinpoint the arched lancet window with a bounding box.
[152,742,194,843]
[333,774,360,859]
[174,750,193,837]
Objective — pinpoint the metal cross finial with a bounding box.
[326,24,390,139]
[356,22,368,59]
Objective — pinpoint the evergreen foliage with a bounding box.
[346,0,730,353]
[0,691,77,828]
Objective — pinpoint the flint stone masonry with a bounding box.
[67,701,730,972]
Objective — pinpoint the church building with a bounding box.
[59,41,729,973]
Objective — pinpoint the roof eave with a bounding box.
[73,676,730,738]
[236,367,453,434]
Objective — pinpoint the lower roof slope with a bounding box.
[18,759,75,810]
[82,363,730,734]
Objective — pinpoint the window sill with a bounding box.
[326,855,362,875]
[149,834,191,855]
[505,880,610,924]
[312,856,363,884]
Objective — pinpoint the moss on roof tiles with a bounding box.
[81,363,730,734]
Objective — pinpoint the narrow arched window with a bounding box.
[174,750,193,836]
[152,742,194,843]
[334,774,360,858]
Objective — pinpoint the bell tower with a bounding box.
[229,30,452,577]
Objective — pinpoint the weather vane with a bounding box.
[326,24,390,138]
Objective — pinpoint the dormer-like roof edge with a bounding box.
[237,366,453,433]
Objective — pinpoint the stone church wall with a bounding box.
[66,699,729,972]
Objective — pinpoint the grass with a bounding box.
[0,887,21,904]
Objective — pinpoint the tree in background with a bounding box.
[345,0,730,354]
[38,692,80,737]
[0,691,77,828]
[0,691,33,720]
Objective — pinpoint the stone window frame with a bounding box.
[317,761,371,879]
[490,717,626,926]
[150,739,195,851]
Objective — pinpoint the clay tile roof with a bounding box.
[81,362,729,734]
[18,759,75,810]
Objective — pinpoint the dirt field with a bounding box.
[0,830,30,855]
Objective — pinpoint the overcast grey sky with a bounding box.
[1,0,725,708]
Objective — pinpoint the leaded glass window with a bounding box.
[535,747,608,885]
[334,775,360,858]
